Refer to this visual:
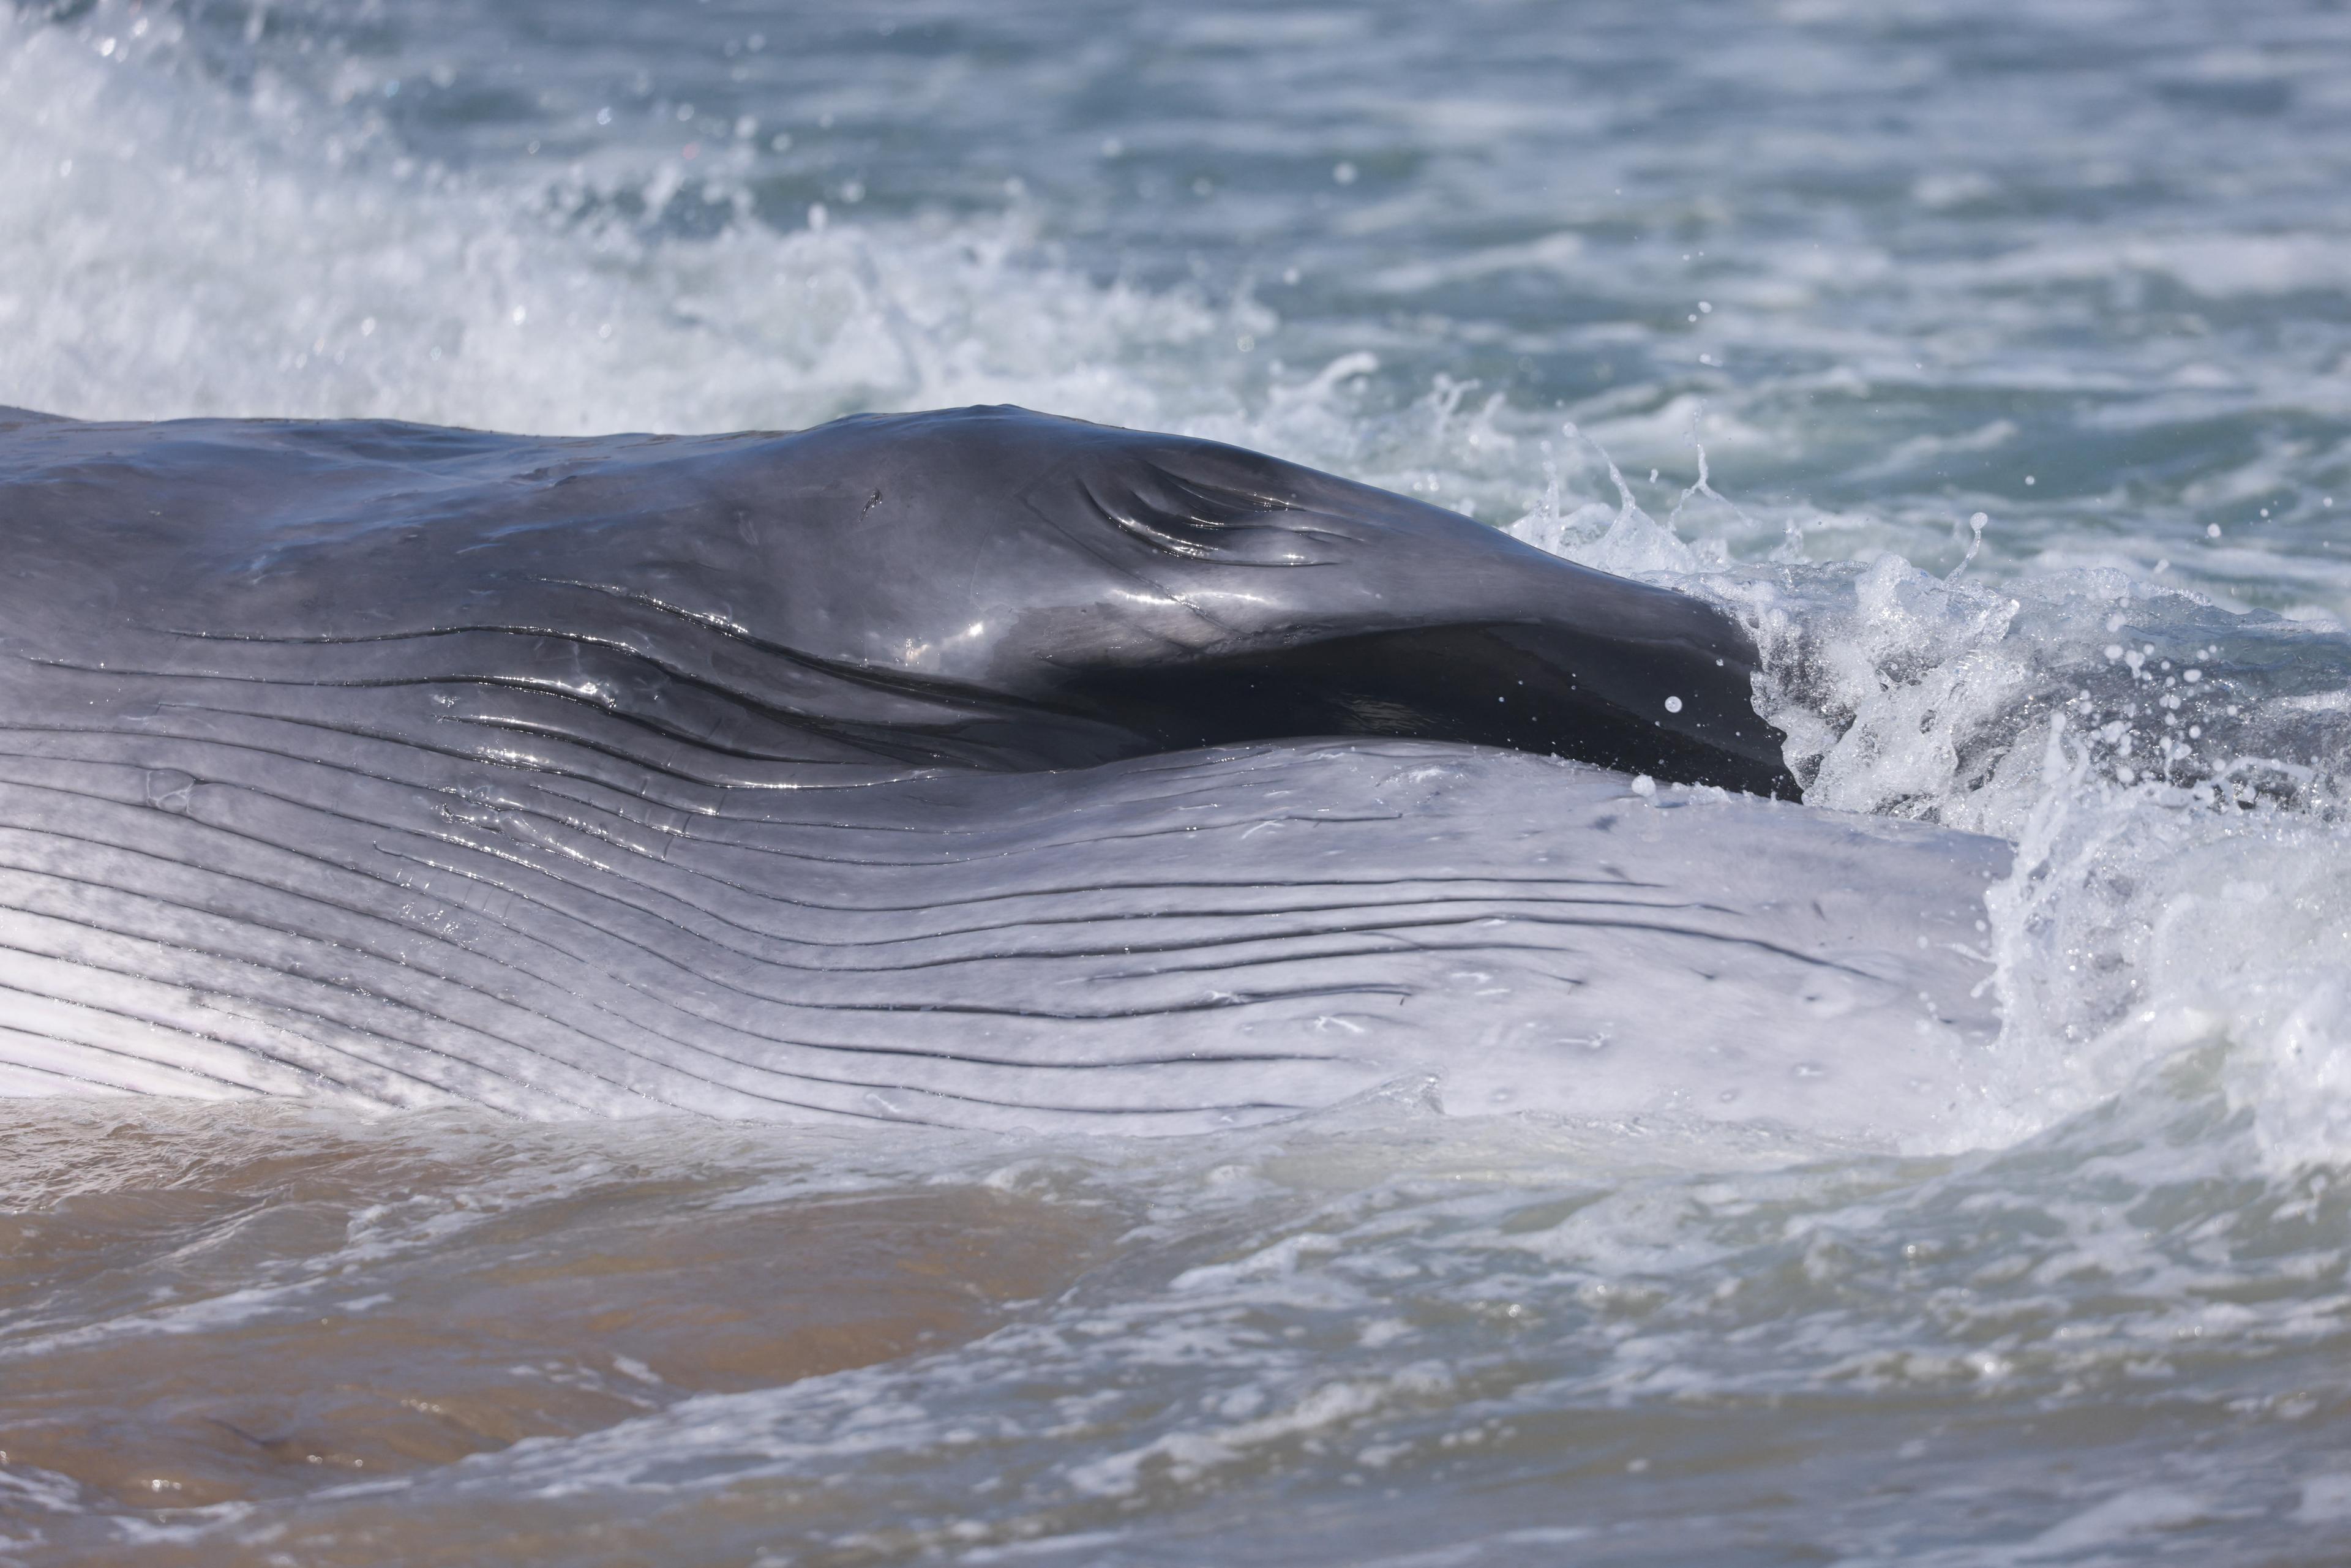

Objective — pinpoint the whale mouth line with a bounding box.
[124,598,1798,798]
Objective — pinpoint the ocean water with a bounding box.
[6,0,2351,1562]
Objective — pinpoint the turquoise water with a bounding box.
[5,1,2351,1562]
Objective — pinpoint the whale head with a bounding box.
[753,407,1796,797]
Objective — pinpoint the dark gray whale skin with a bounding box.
[0,403,1792,793]
[0,404,2005,1138]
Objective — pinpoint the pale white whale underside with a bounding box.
[0,710,2008,1145]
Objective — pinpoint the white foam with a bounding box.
[1501,418,2351,1166]
[1985,733,2351,1168]
[0,10,1258,438]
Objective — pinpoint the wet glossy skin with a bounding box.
[0,403,1794,793]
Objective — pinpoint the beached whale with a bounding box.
[0,405,2006,1139]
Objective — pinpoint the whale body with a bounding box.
[0,405,2006,1140]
